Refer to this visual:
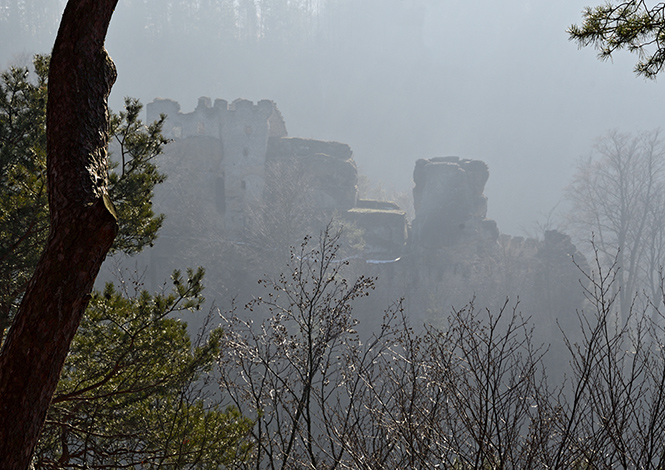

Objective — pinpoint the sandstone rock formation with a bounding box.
[346,200,407,256]
[266,137,358,210]
[118,96,588,346]
[411,157,497,248]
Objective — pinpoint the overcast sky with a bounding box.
[4,0,665,236]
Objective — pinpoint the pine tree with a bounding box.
[0,55,166,336]
[0,55,252,468]
[569,1,665,78]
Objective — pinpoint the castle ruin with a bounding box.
[147,97,410,253]
[137,96,586,335]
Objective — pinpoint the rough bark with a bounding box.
[0,1,119,467]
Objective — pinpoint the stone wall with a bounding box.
[149,97,369,241]
[147,97,281,235]
[347,200,407,256]
[267,137,358,210]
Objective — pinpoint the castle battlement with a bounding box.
[147,97,279,141]
[146,97,292,236]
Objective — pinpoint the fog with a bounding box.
[11,4,665,464]
[4,0,665,234]
[101,0,665,234]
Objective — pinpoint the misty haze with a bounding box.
[5,0,665,468]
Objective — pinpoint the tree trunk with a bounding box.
[0,1,119,468]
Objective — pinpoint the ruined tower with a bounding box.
[147,97,279,236]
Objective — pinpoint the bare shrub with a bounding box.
[218,230,665,469]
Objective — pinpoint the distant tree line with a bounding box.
[0,0,323,46]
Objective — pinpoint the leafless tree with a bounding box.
[217,228,550,469]
[566,129,665,322]
[353,300,549,469]
[218,225,398,470]
[549,247,665,469]
[218,229,665,469]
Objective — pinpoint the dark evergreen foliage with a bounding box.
[0,55,251,468]
[569,1,665,77]
[0,55,166,335]
[34,268,253,469]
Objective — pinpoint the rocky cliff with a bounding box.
[121,97,588,342]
